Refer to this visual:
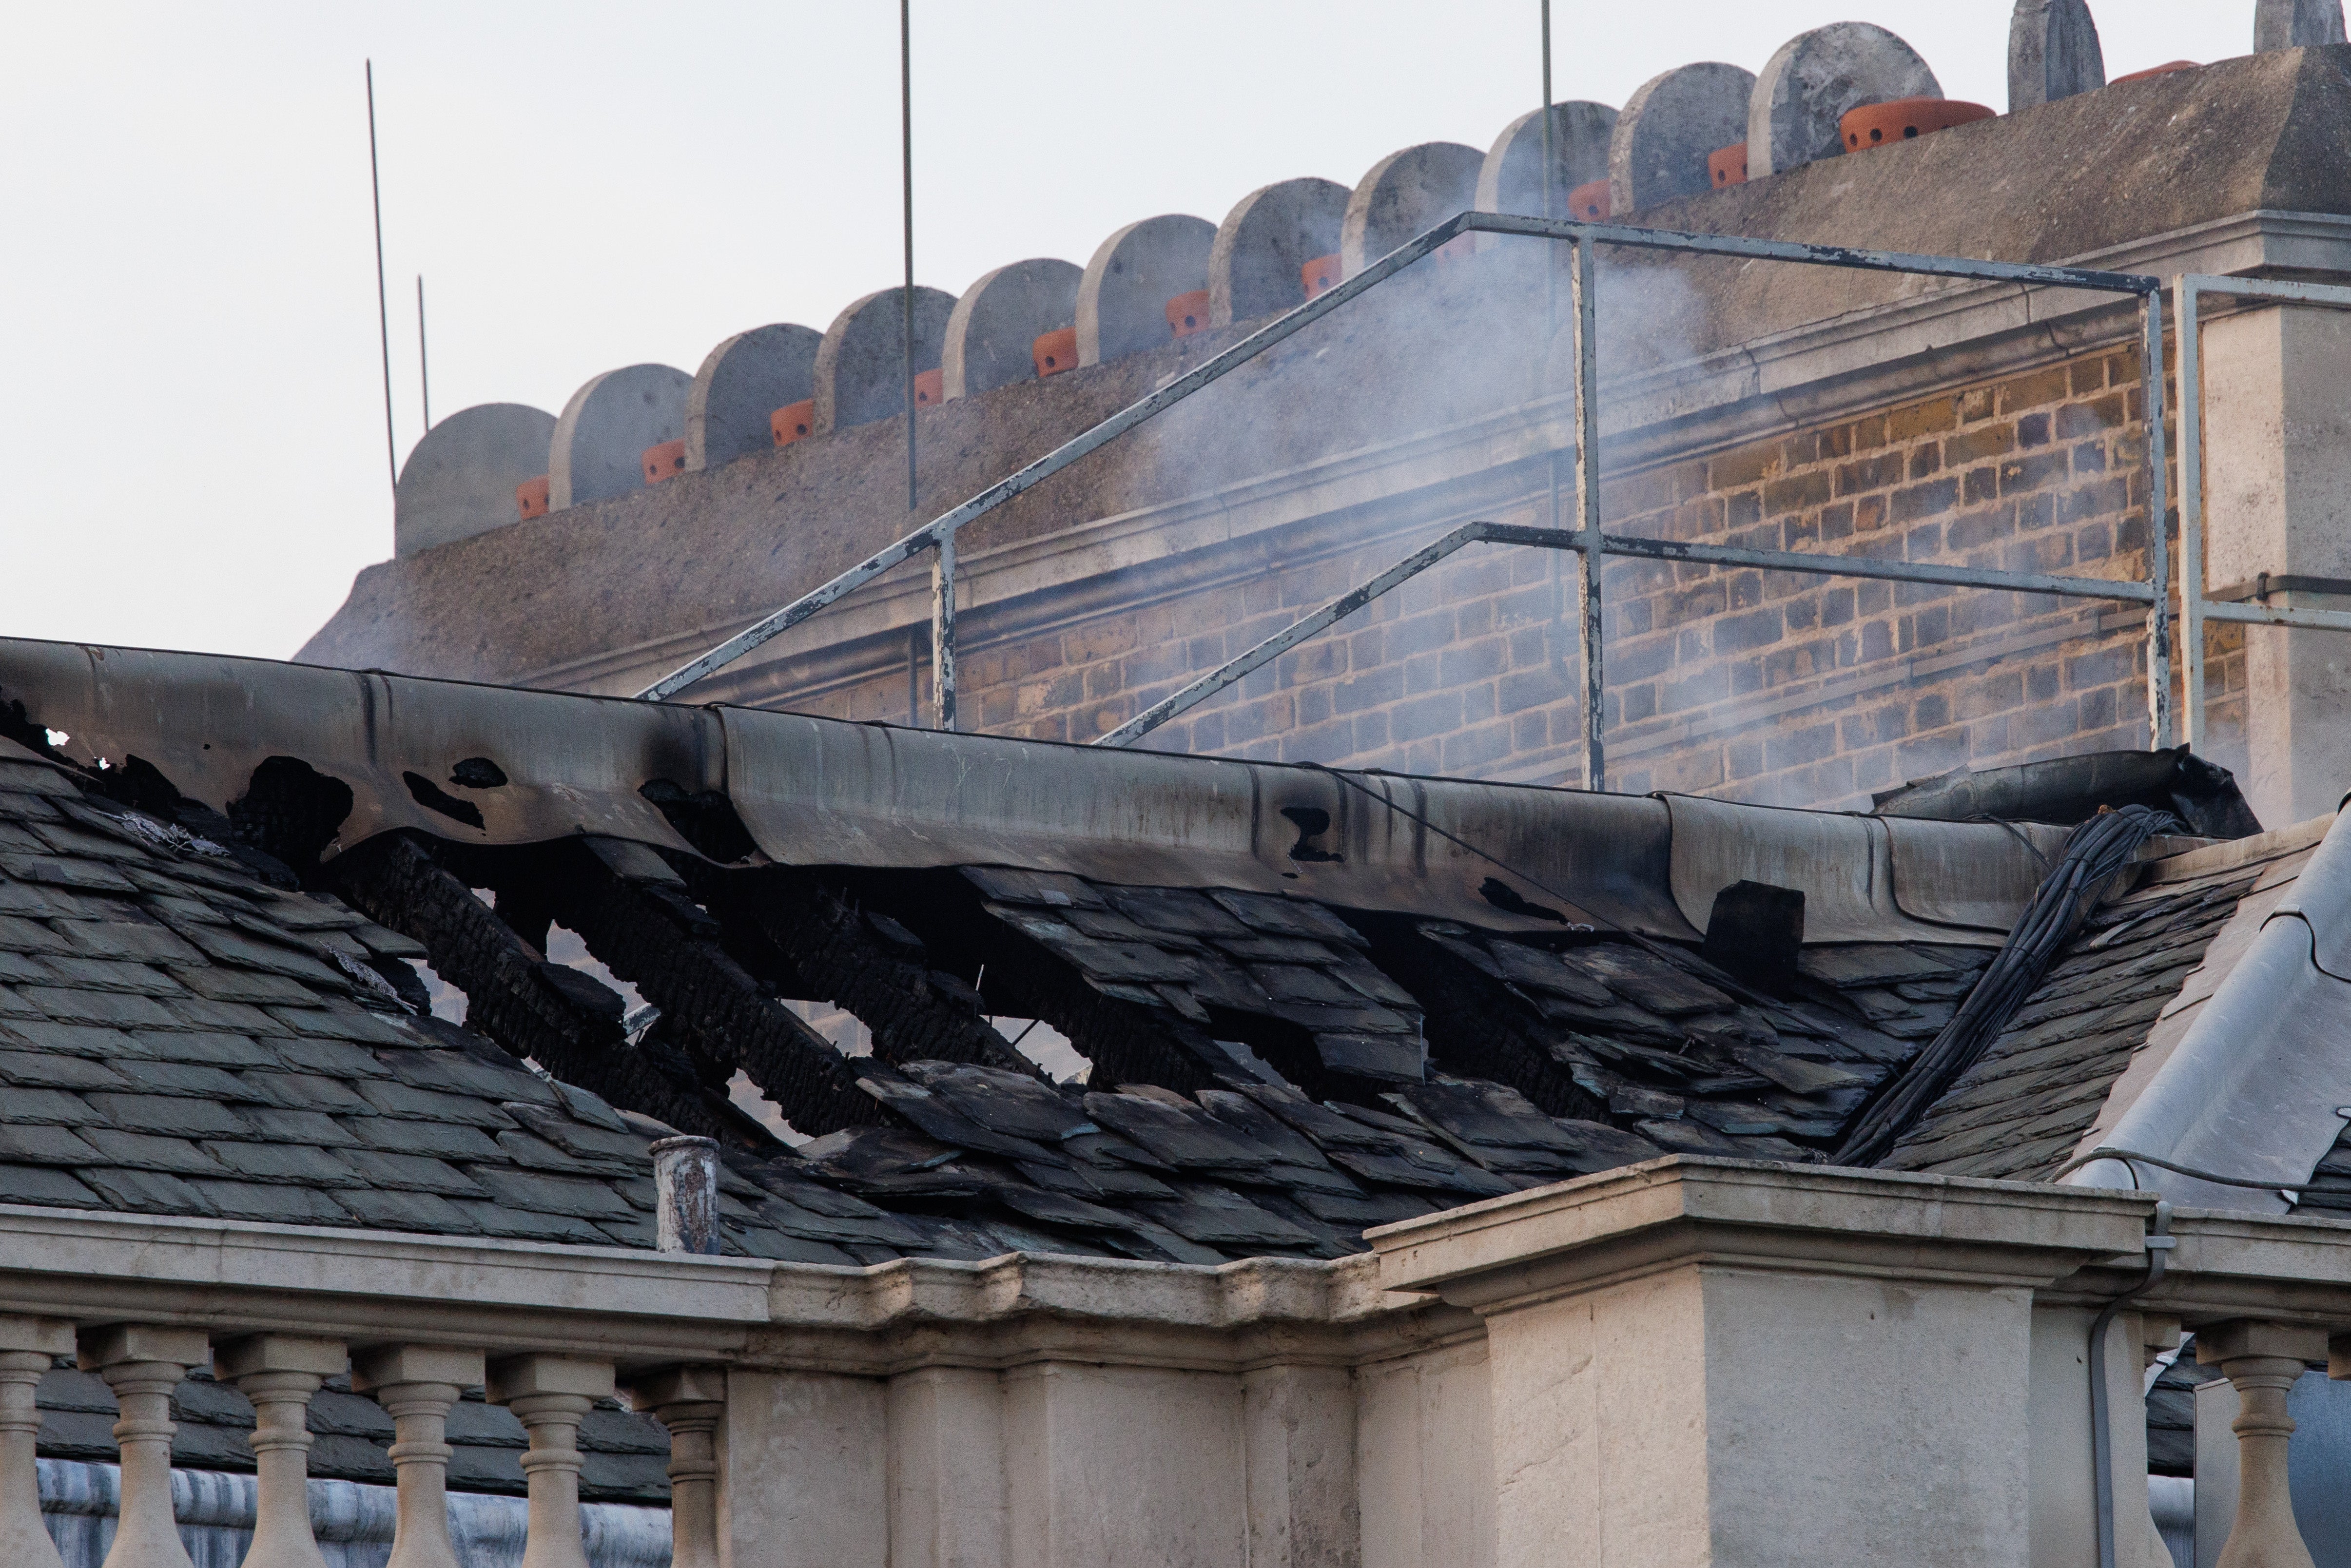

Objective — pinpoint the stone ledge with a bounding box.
[1371,1156,2159,1310]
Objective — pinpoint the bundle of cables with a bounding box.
[1833,803,2180,1167]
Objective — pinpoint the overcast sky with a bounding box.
[0,1,2260,662]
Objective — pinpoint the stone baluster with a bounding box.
[79,1325,210,1568]
[2199,1320,2327,1568]
[487,1355,616,1568]
[625,1367,725,1568]
[216,1335,347,1568]
[352,1346,487,1568]
[0,1316,73,1568]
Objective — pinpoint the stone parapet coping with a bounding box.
[14,1159,2351,1381]
[524,211,2351,705]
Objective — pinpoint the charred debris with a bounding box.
[0,697,2176,1265]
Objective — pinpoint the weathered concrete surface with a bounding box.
[301,49,2351,694]
[1340,142,1482,276]
[1077,214,1216,366]
[1749,22,1942,178]
[1478,102,1616,219]
[686,323,819,472]
[548,366,690,512]
[942,258,1081,400]
[2008,0,2105,111]
[2199,303,2351,827]
[2259,0,2348,49]
[392,403,555,558]
[1610,63,1755,213]
[814,286,956,435]
[1210,177,1349,327]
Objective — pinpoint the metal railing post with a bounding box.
[2174,277,2208,748]
[2141,288,2175,749]
[1571,236,1605,792]
[931,532,956,731]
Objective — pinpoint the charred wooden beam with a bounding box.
[840,869,1244,1097]
[487,839,889,1137]
[1351,916,1609,1122]
[691,866,1045,1079]
[324,832,769,1149]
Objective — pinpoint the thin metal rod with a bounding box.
[365,61,396,496]
[1472,212,2159,294]
[1539,0,1554,225]
[1095,522,2158,749]
[2140,289,2174,748]
[637,212,2161,703]
[1590,529,2155,601]
[634,212,1478,701]
[932,531,956,732]
[416,274,431,431]
[1571,237,1604,790]
[2201,599,2351,631]
[1096,523,1496,749]
[907,625,921,725]
[2175,277,2207,746]
[900,0,918,517]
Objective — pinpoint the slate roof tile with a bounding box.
[79,1130,231,1174]
[333,1187,487,1234]
[77,1165,220,1214]
[345,1117,506,1161]
[0,1123,104,1165]
[123,1030,279,1069]
[0,1163,103,1207]
[21,987,181,1028]
[197,1140,364,1187]
[354,1078,518,1127]
[84,1092,253,1138]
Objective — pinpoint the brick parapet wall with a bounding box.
[734,343,2247,812]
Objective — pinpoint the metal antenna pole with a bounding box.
[900,0,917,514]
[902,1,954,731]
[416,275,431,431]
[366,61,397,496]
[1540,0,1554,224]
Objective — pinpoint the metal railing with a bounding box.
[2174,273,2351,750]
[642,211,2176,790]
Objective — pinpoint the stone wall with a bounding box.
[720,343,2246,814]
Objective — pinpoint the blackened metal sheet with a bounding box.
[716,706,1689,934]
[0,639,712,860]
[1884,814,2071,933]
[1662,793,2055,946]
[0,638,2039,944]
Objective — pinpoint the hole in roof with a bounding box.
[991,1016,1088,1083]
[402,770,485,830]
[1478,876,1567,924]
[449,756,508,790]
[407,956,468,1026]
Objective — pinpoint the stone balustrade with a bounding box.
[6,1162,2351,1567]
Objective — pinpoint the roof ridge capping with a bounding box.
[0,636,2058,945]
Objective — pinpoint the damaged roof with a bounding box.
[0,635,2315,1497]
[0,634,2092,1272]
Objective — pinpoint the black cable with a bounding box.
[2054,1144,2327,1195]
[1834,804,2181,1167]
